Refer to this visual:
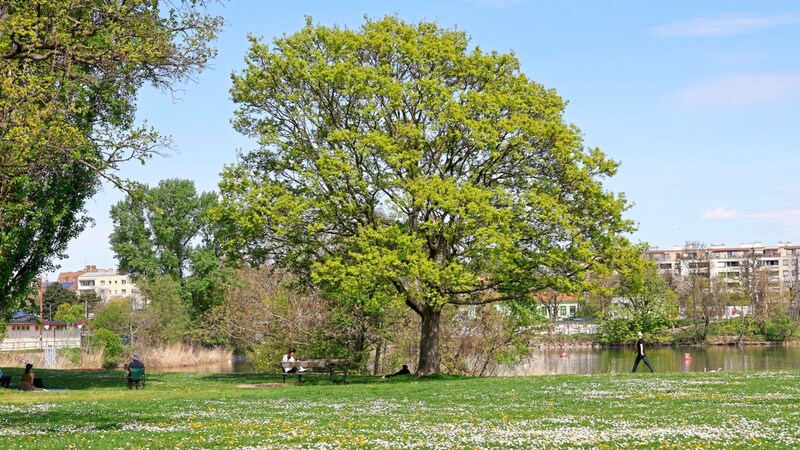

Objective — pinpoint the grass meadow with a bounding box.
[1,367,799,449]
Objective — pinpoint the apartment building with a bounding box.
[77,270,144,307]
[56,265,114,292]
[645,241,800,293]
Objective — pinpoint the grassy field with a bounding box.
[1,367,799,449]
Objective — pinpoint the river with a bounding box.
[499,345,800,376]
[167,346,800,376]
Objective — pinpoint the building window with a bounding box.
[100,280,105,286]
[121,279,126,285]
[784,270,789,277]
[121,289,126,294]
[559,306,566,316]
[569,306,576,316]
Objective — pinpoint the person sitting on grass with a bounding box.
[383,364,412,378]
[0,368,12,388]
[20,363,45,391]
[282,348,307,373]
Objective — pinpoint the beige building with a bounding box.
[645,242,800,293]
[77,270,144,307]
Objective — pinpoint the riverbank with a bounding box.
[0,344,232,371]
[1,368,798,448]
[530,333,800,347]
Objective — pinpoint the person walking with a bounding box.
[632,332,654,373]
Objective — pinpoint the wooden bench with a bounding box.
[281,359,349,384]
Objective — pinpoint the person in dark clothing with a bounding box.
[126,353,145,389]
[0,368,12,388]
[383,364,411,378]
[632,332,654,373]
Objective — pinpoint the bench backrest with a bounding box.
[281,359,349,369]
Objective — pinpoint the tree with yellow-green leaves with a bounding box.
[0,1,223,315]
[217,16,634,375]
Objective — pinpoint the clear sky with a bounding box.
[46,0,800,278]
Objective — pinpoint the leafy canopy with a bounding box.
[109,178,228,319]
[217,16,634,373]
[0,0,223,315]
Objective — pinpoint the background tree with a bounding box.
[93,299,135,340]
[78,291,102,319]
[138,275,191,345]
[201,266,333,371]
[597,255,677,344]
[674,242,724,342]
[0,0,223,315]
[739,247,771,335]
[110,178,225,319]
[42,284,78,320]
[54,303,85,323]
[217,16,634,374]
[443,302,546,376]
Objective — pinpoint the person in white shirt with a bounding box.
[282,348,306,372]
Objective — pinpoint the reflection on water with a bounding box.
[500,345,800,376]
[159,347,800,376]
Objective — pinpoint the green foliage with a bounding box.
[54,303,85,323]
[42,283,79,320]
[248,345,280,373]
[597,253,676,344]
[110,179,227,319]
[710,317,759,337]
[92,328,123,368]
[79,290,102,318]
[138,275,191,344]
[442,302,549,375]
[765,313,793,342]
[0,1,223,316]
[92,299,132,338]
[217,15,634,373]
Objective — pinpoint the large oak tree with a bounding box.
[0,0,222,315]
[217,16,634,374]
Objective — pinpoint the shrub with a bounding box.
[92,328,124,369]
[764,314,793,342]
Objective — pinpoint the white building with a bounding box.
[77,271,144,307]
[645,242,800,294]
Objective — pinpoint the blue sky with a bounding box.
[46,0,800,277]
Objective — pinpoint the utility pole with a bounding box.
[38,281,44,350]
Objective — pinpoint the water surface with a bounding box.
[500,345,800,375]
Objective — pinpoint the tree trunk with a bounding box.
[416,305,441,375]
[372,338,382,376]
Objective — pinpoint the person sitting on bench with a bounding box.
[282,348,306,373]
